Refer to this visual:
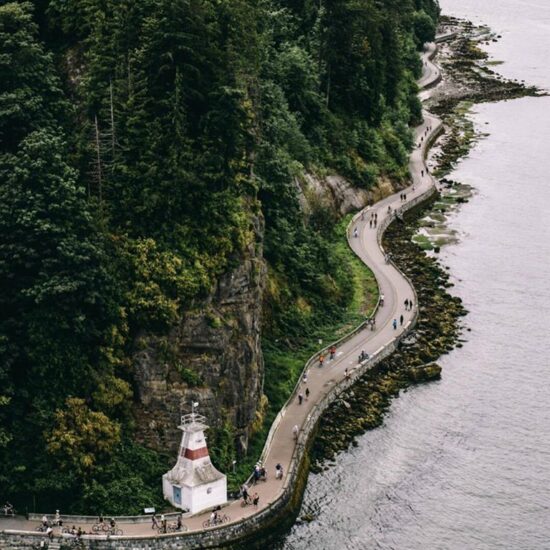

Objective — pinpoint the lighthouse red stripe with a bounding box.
[181,446,209,460]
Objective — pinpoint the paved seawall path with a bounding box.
[1,41,445,548]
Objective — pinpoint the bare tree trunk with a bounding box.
[109,79,116,158]
[94,115,103,207]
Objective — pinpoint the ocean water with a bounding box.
[277,1,550,548]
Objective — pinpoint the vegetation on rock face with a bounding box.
[0,0,439,513]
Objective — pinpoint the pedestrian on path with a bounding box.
[275,463,283,479]
[404,298,409,309]
[345,368,349,379]
[305,387,310,400]
[329,345,336,360]
[151,514,159,530]
[292,424,299,440]
[302,371,308,383]
[393,318,397,330]
[241,483,249,504]
[298,392,303,405]
[353,227,358,238]
[46,526,53,541]
[409,299,413,310]
[400,314,404,326]
[421,170,424,177]
[369,219,373,228]
[319,354,325,367]
[253,493,259,508]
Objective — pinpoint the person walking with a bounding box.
[151,514,159,530]
[319,354,325,367]
[369,219,373,228]
[353,227,358,238]
[404,298,409,309]
[392,318,397,330]
[292,424,299,440]
[302,371,308,384]
[241,483,249,504]
[409,299,414,310]
[275,463,284,479]
[252,493,259,508]
[400,314,404,326]
[329,345,336,360]
[305,387,310,400]
[298,392,303,405]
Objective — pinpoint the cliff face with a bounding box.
[132,214,266,457]
[297,173,400,216]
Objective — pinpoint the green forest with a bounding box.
[0,0,438,514]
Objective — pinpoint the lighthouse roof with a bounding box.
[166,460,225,488]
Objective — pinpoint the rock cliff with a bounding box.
[132,214,266,458]
[297,173,400,216]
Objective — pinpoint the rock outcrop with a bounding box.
[296,173,399,216]
[132,214,266,458]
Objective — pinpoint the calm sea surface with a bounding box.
[277,1,550,548]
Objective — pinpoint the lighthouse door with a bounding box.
[173,485,182,505]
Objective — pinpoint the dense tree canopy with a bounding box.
[0,0,439,512]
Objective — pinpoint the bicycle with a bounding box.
[202,514,229,528]
[1,503,15,517]
[91,522,110,533]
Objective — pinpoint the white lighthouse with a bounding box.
[162,404,227,514]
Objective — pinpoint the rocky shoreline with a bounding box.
[428,16,542,177]
[308,197,467,471]
[305,17,532,474]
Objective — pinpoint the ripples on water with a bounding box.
[278,1,550,548]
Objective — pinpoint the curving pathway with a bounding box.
[1,42,444,544]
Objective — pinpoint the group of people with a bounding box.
[369,212,378,228]
[151,512,184,533]
[252,464,267,484]
[240,484,260,508]
[1,502,14,516]
[297,387,310,404]
[318,345,336,367]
